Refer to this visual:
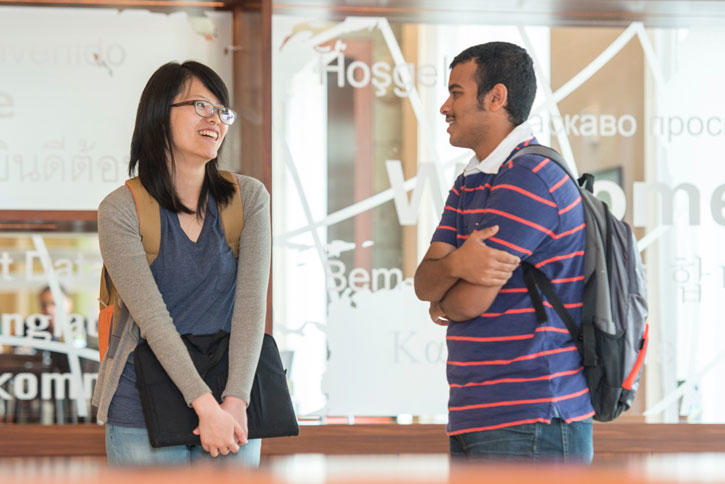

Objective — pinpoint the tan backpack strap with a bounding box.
[219,170,244,258]
[125,177,160,265]
[99,177,160,361]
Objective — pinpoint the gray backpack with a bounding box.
[511,145,649,422]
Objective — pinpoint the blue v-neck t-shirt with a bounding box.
[107,196,237,427]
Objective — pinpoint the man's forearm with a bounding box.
[414,252,460,302]
[415,232,517,303]
[439,279,501,322]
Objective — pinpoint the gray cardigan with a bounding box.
[92,174,270,423]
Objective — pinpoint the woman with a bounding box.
[92,61,270,466]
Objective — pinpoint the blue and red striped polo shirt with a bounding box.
[432,136,595,436]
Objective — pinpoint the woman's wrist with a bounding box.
[191,392,218,416]
[223,395,248,408]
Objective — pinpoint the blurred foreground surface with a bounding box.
[0,453,724,484]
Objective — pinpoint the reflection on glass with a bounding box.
[0,235,100,424]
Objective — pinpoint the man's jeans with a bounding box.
[106,424,261,467]
[449,418,593,463]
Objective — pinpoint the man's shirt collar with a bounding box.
[463,123,535,176]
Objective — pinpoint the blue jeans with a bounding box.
[449,418,593,463]
[106,424,261,467]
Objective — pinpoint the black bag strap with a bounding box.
[514,146,599,367]
[522,264,548,324]
[522,263,584,354]
[512,145,580,342]
[579,172,595,193]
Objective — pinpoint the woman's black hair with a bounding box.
[129,61,235,217]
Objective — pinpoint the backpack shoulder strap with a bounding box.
[218,170,244,259]
[98,177,160,361]
[100,177,160,308]
[513,146,593,358]
[125,177,161,265]
[509,145,577,181]
[522,263,583,350]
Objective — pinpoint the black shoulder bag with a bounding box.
[134,331,299,448]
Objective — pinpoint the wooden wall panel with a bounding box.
[3,424,725,457]
[231,0,272,333]
[0,425,106,457]
[232,0,271,191]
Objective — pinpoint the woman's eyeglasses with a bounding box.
[171,100,237,126]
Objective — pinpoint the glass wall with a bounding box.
[272,13,725,423]
[4,1,725,429]
[0,6,234,211]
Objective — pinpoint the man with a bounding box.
[38,285,75,423]
[414,42,594,462]
[38,285,73,339]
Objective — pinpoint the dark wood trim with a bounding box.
[231,0,272,333]
[262,424,447,455]
[261,0,273,334]
[0,0,224,5]
[3,423,725,457]
[231,0,271,190]
[0,210,97,222]
[268,1,725,28]
[0,425,107,457]
[261,0,272,192]
[0,0,264,11]
[593,423,725,454]
[223,0,260,9]
[270,3,650,18]
[263,423,725,455]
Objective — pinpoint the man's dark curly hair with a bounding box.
[450,42,536,126]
